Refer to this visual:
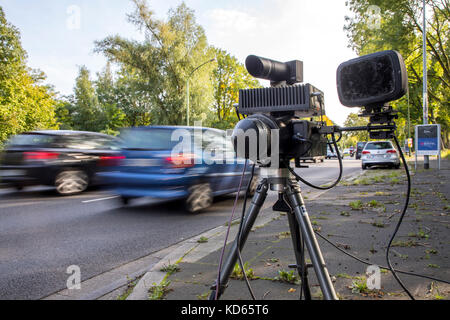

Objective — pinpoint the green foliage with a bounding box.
[55,1,262,131]
[230,262,256,280]
[345,0,450,148]
[148,279,171,300]
[349,200,364,210]
[197,236,208,243]
[275,270,300,285]
[95,0,215,126]
[160,264,181,275]
[210,48,262,130]
[341,112,369,148]
[350,278,370,294]
[0,7,58,142]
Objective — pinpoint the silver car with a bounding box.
[361,141,400,170]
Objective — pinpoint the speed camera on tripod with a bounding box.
[232,55,327,166]
[212,50,414,301]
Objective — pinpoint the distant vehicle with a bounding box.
[299,155,325,163]
[349,146,355,157]
[343,148,352,158]
[355,142,367,160]
[0,131,121,195]
[98,126,258,213]
[361,141,400,170]
[326,146,338,159]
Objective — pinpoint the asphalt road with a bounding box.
[0,159,362,300]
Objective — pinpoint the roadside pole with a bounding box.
[422,0,430,169]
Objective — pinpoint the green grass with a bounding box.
[197,292,209,300]
[160,264,181,275]
[350,278,372,294]
[407,228,430,239]
[275,270,300,284]
[224,220,240,227]
[148,280,172,300]
[372,175,385,183]
[197,236,208,243]
[391,240,419,247]
[349,200,364,210]
[230,262,257,280]
[277,231,291,239]
[367,200,383,208]
[117,276,140,300]
[352,178,371,185]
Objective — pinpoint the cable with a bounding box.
[214,160,248,300]
[313,135,448,295]
[235,163,257,300]
[386,134,414,299]
[314,231,450,285]
[234,104,242,121]
[285,133,343,190]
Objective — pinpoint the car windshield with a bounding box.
[364,142,393,150]
[119,128,231,154]
[7,134,55,147]
[357,142,366,149]
[119,128,182,150]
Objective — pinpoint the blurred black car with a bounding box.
[355,141,367,160]
[0,131,121,195]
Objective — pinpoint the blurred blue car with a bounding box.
[99,126,258,213]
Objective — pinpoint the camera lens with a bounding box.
[245,55,290,82]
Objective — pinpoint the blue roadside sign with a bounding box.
[415,124,440,156]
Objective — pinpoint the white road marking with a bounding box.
[82,196,119,203]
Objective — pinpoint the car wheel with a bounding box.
[55,170,89,195]
[362,164,367,170]
[121,196,131,205]
[185,183,213,213]
[247,175,259,197]
[394,164,400,169]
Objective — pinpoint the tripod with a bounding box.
[210,165,338,300]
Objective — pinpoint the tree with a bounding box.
[341,111,370,148]
[0,7,58,142]
[209,48,262,129]
[344,0,450,148]
[95,0,215,126]
[114,66,152,127]
[95,63,127,134]
[62,66,106,132]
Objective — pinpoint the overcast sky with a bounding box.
[1,0,359,125]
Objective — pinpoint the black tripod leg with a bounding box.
[285,199,312,300]
[209,179,269,300]
[285,181,338,300]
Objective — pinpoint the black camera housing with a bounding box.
[336,50,408,108]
